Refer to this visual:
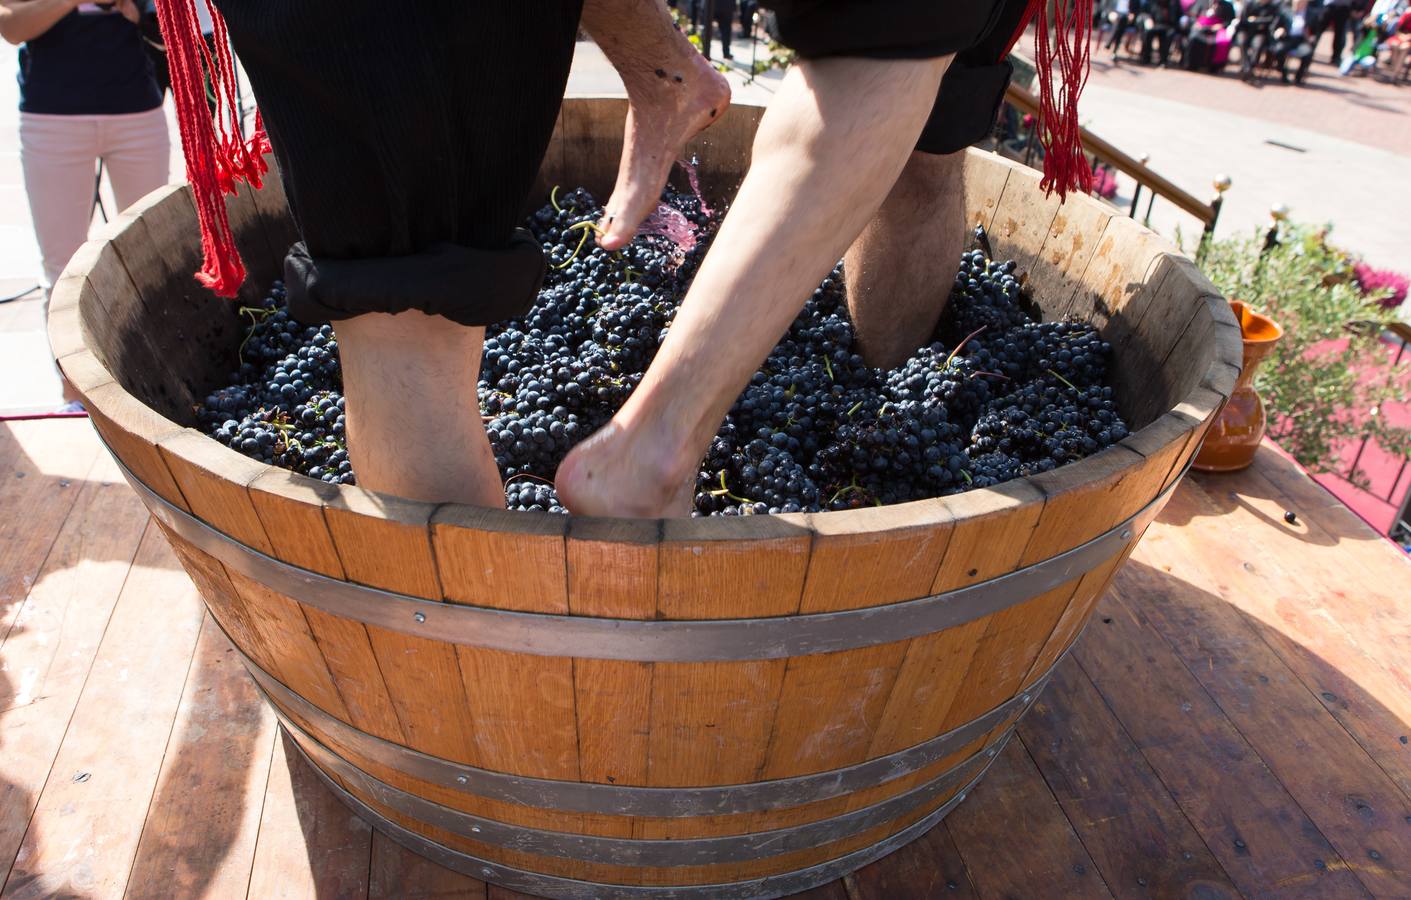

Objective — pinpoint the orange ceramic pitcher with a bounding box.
[1194,300,1283,472]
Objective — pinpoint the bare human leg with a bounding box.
[580,0,731,251]
[556,53,953,517]
[331,1,719,510]
[334,310,505,507]
[843,149,966,370]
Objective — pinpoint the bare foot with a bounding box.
[597,53,730,251]
[555,419,698,517]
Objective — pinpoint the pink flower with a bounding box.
[1353,261,1409,310]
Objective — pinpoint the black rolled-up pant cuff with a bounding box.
[284,228,547,328]
[915,58,1015,155]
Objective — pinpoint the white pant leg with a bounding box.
[19,113,101,288]
[99,107,172,213]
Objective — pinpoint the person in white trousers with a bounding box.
[3,0,169,290]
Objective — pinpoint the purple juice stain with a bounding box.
[638,158,714,256]
[681,156,713,218]
[640,205,697,254]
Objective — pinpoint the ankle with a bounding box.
[615,405,703,496]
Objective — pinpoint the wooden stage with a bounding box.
[3,417,1409,899]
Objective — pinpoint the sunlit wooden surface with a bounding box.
[2,418,1408,899]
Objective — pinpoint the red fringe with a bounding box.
[152,0,268,298]
[1025,0,1095,200]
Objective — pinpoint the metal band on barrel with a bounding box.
[279,702,1001,866]
[293,733,1003,899]
[236,638,1060,817]
[112,451,1184,662]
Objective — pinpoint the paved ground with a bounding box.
[2,30,1407,415]
[1070,30,1411,276]
[1088,31,1411,157]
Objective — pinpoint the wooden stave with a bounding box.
[46,102,1236,606]
[304,733,1000,898]
[48,96,1241,888]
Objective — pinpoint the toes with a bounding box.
[600,154,674,251]
[600,185,665,250]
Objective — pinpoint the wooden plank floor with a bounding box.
[2,417,1409,899]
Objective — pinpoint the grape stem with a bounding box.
[828,482,867,505]
[942,326,987,371]
[1046,368,1078,391]
[553,220,605,271]
[706,470,754,504]
[549,185,562,213]
[236,306,273,365]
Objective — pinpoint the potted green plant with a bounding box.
[1197,222,1411,480]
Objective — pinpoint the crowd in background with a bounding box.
[3,0,1407,303]
[668,0,759,60]
[1098,0,1411,84]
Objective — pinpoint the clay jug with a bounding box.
[1194,300,1283,472]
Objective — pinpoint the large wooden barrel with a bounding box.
[49,97,1241,898]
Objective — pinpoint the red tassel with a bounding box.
[1015,0,1094,200]
[152,0,268,298]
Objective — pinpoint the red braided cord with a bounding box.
[202,2,265,188]
[152,0,267,297]
[1024,0,1095,199]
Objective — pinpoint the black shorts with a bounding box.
[218,1,583,327]
[768,0,1032,153]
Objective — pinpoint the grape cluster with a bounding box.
[197,186,1130,515]
[197,285,353,485]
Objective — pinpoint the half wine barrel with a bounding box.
[48,96,1241,898]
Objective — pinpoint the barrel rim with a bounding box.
[47,109,1242,542]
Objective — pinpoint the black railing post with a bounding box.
[1197,175,1231,265]
[1128,153,1150,219]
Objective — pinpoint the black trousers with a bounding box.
[716,8,736,55]
[1324,4,1353,61]
[1109,11,1137,52]
[1141,26,1175,64]
[1237,25,1272,74]
[1275,38,1314,81]
[216,1,583,327]
[770,0,1032,154]
[217,0,1024,327]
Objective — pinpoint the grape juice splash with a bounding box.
[198,185,1128,515]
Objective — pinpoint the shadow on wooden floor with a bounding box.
[1158,445,1384,548]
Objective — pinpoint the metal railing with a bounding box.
[1345,319,1411,546]
[1001,82,1230,238]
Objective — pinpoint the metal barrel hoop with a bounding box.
[233,635,1064,817]
[112,450,1183,663]
[277,700,1005,867]
[295,735,1006,900]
